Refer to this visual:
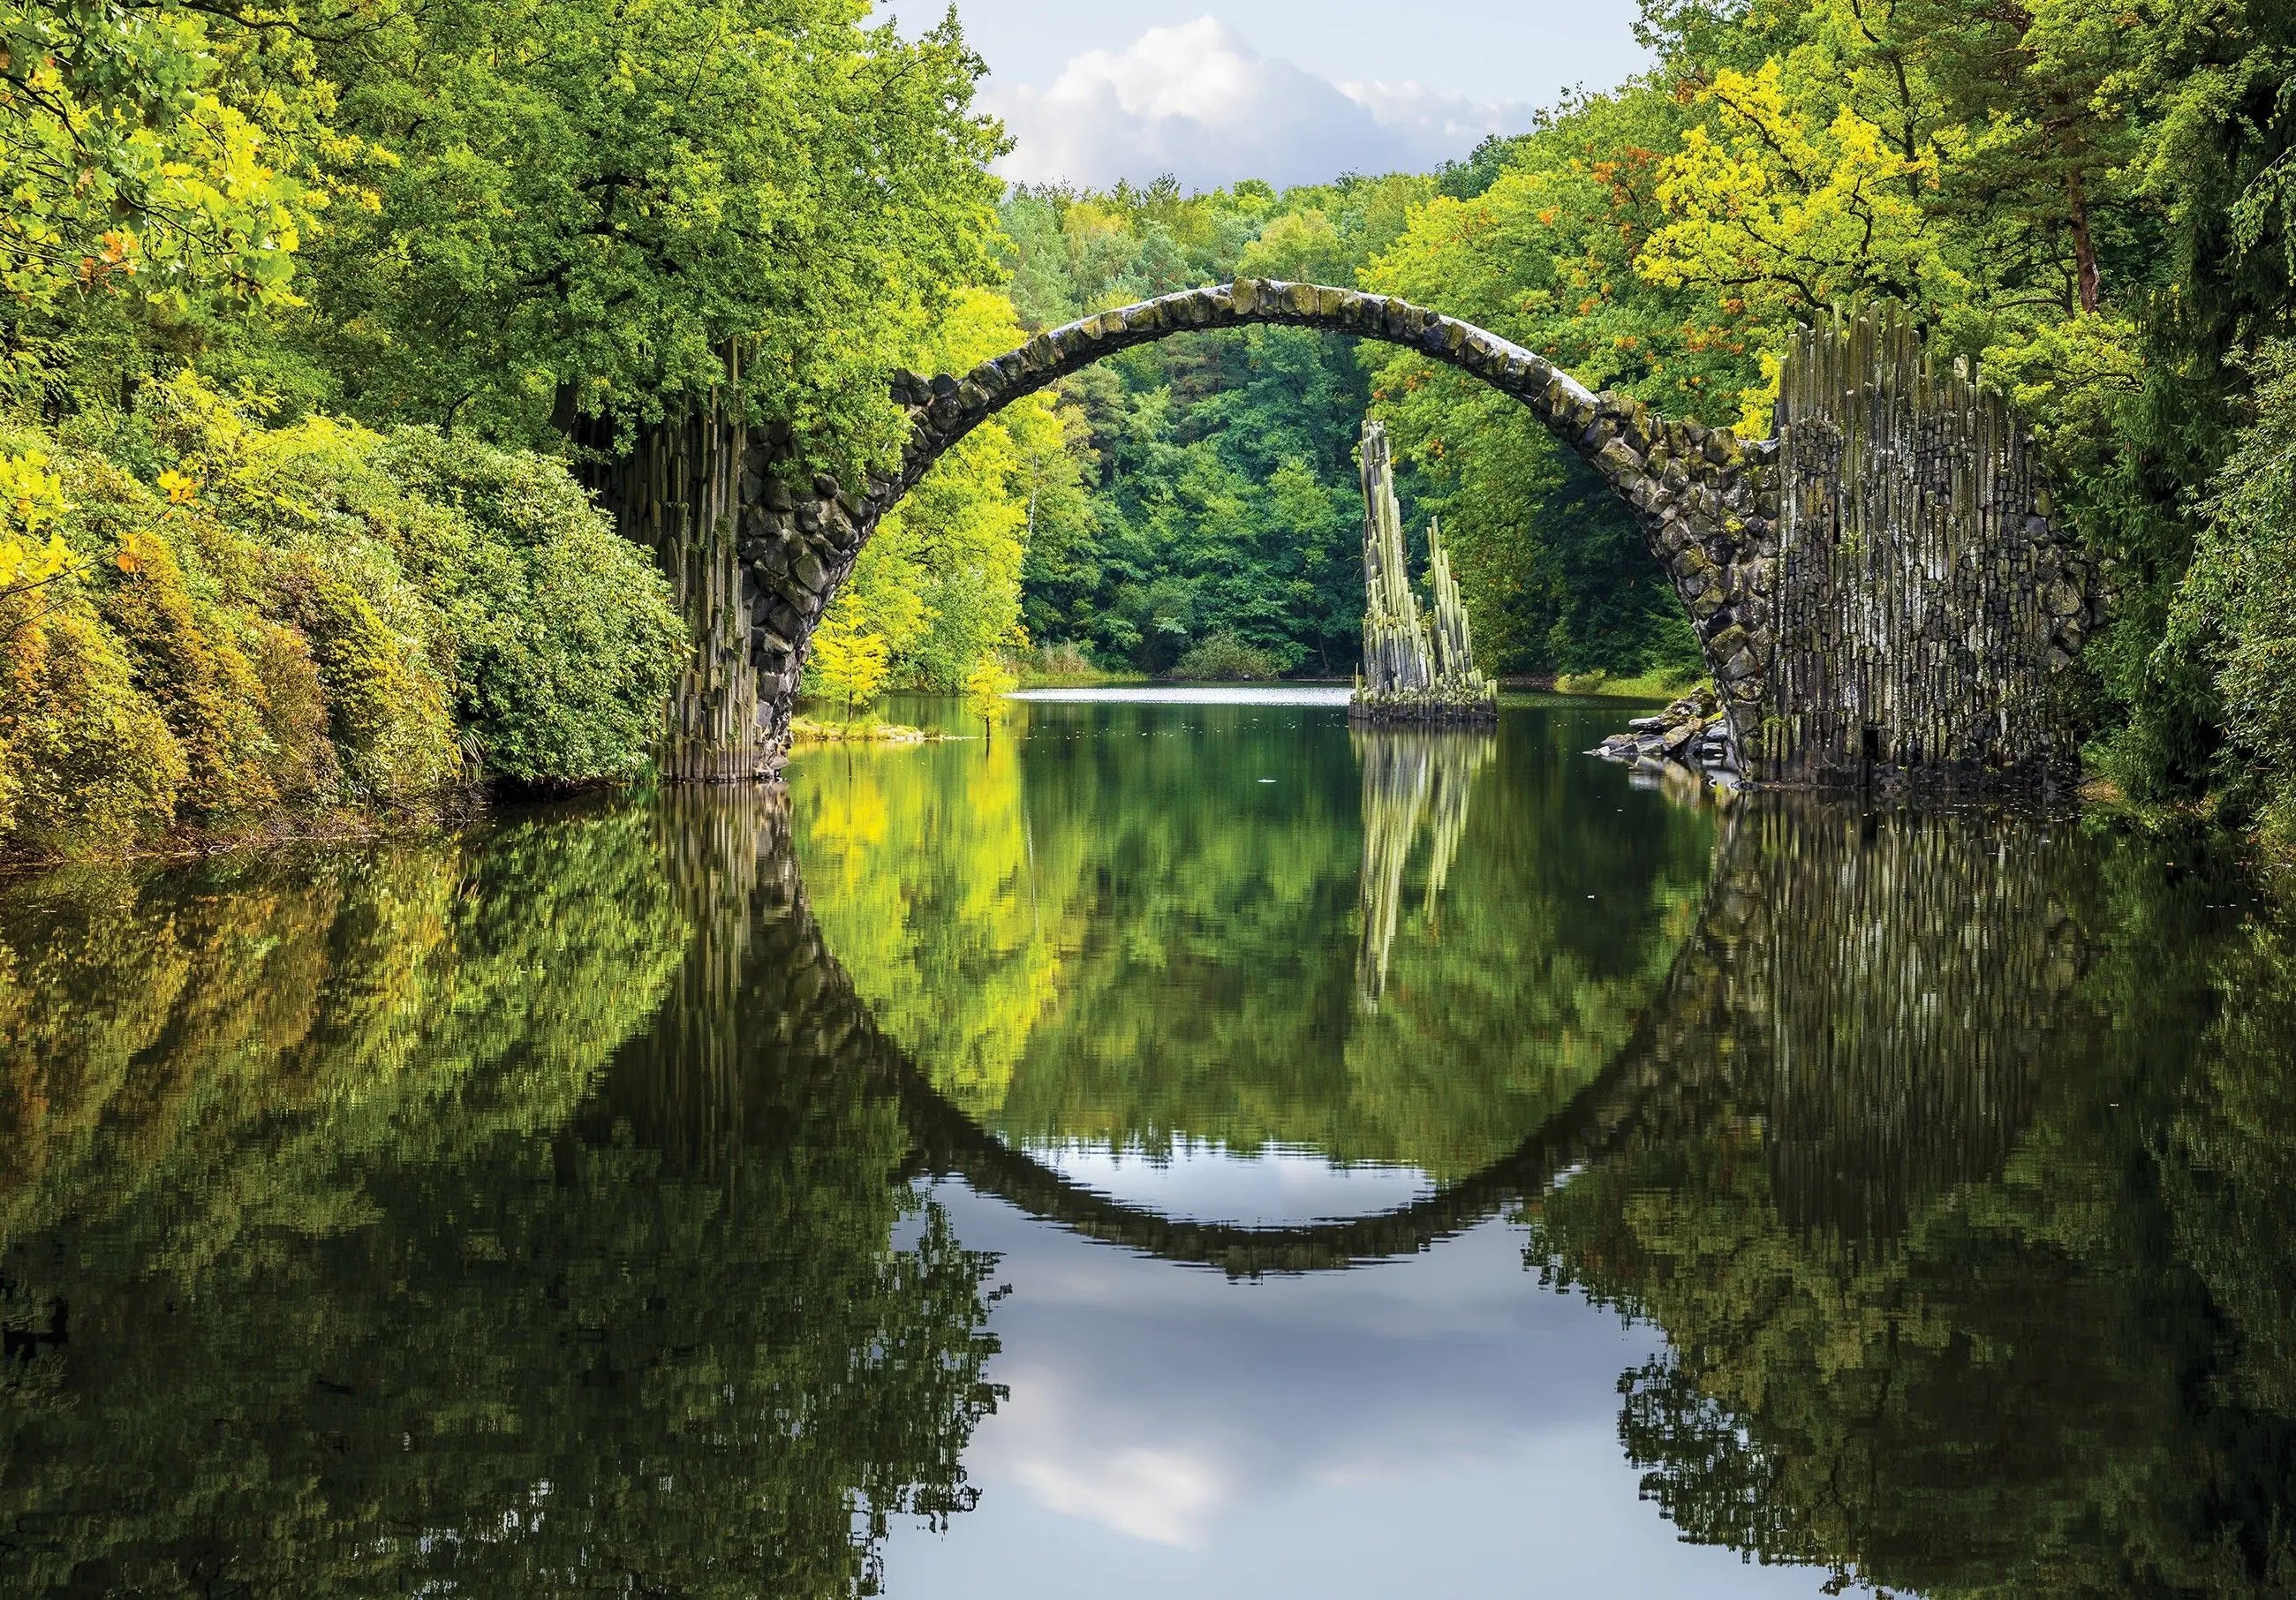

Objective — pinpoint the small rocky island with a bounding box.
[1351,419,1498,724]
[1590,684,1741,791]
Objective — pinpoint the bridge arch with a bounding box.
[727,288,2093,789]
[745,278,1781,762]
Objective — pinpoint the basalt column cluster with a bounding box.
[1351,419,1497,723]
[1757,313,2096,789]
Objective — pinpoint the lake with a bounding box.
[3,691,2292,1596]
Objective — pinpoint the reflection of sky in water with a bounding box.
[1006,685,1355,705]
[883,1180,1838,1599]
[1019,1140,1436,1225]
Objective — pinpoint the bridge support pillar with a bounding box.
[1748,313,2096,791]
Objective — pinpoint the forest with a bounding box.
[2,0,2294,857]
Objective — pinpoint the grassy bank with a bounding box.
[1011,667,1151,689]
[1543,668,1709,701]
[790,716,948,745]
[1003,643,1150,689]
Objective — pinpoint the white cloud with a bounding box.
[986,17,1536,192]
[978,1368,1232,1547]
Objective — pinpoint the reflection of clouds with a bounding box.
[1036,1142,1433,1226]
[987,1372,1229,1548]
[887,1183,1821,1596]
[954,1193,1587,1553]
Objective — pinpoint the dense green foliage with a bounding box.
[1349,0,2296,805]
[997,179,1432,677]
[1,379,681,857]
[2169,340,2296,846]
[10,0,2296,836]
[4,0,1003,470]
[2,0,1007,853]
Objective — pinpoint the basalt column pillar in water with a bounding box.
[1350,419,1498,724]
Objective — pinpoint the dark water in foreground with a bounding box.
[4,693,2294,1597]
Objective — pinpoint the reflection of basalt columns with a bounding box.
[1615,798,2083,1240]
[1748,803,2075,1239]
[1354,725,1497,1009]
[584,787,810,1178]
[1351,419,1498,723]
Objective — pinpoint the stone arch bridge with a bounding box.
[610,280,2096,790]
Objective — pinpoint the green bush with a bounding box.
[0,608,188,856]
[2171,341,2296,849]
[1170,630,1283,682]
[369,430,685,787]
[0,383,686,858]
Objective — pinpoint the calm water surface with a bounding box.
[4,694,2293,1596]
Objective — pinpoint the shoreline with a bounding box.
[0,796,492,876]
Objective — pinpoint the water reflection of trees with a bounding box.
[0,797,1000,1597]
[1352,725,1495,1010]
[11,775,2296,1596]
[1526,799,2296,1598]
[790,706,1718,1183]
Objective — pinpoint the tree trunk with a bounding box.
[2066,173,2102,314]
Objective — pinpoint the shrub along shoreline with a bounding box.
[0,379,682,864]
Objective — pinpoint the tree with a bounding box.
[2165,339,2296,843]
[963,653,1013,743]
[1636,53,1972,351]
[1362,85,1742,673]
[850,286,1050,692]
[293,0,1006,475]
[0,0,337,334]
[996,176,1437,678]
[807,592,891,723]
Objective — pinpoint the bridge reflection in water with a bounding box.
[735,778,2296,1595]
[677,787,2080,1276]
[2,767,2292,1595]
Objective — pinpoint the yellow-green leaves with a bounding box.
[295,0,1004,464]
[0,448,75,644]
[0,1,329,329]
[1639,58,1970,327]
[808,592,892,721]
[836,286,1046,696]
[963,653,1015,732]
